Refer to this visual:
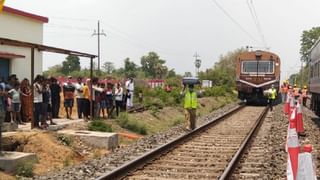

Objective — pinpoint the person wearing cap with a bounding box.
[63,76,75,119]
[268,84,277,111]
[280,82,288,103]
[182,84,198,130]
[293,84,300,97]
[302,85,308,106]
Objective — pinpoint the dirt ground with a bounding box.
[2,132,110,178]
[0,95,235,179]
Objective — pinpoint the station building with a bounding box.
[0,6,48,80]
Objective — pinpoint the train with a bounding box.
[236,50,281,103]
[309,38,320,114]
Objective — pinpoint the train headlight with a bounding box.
[255,50,262,57]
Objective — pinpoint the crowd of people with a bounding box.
[280,81,308,106]
[0,74,136,129]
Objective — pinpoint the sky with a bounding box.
[5,0,320,80]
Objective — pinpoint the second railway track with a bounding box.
[98,105,269,180]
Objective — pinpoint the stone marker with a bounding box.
[2,122,18,132]
[0,151,37,173]
[57,130,118,150]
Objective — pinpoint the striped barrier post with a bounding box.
[287,120,300,180]
[297,144,317,180]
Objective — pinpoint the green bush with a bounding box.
[117,113,147,135]
[203,86,227,97]
[172,117,184,126]
[88,120,113,132]
[16,162,35,177]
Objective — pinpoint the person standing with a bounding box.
[0,77,5,114]
[281,82,288,103]
[92,78,103,118]
[8,82,23,124]
[100,83,107,118]
[63,76,75,119]
[20,78,32,122]
[125,78,134,109]
[268,85,277,111]
[41,79,51,128]
[0,77,4,127]
[33,75,44,128]
[75,77,85,119]
[105,83,114,118]
[114,83,123,116]
[182,84,198,130]
[82,79,91,120]
[302,85,308,107]
[50,77,61,119]
[293,84,300,97]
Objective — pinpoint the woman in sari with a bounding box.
[20,78,32,122]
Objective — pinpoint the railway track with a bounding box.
[97,105,269,180]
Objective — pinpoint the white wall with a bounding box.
[0,11,44,80]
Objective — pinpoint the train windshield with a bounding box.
[242,61,274,74]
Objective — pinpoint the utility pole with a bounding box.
[92,20,106,72]
[194,52,201,77]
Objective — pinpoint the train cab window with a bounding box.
[242,61,274,74]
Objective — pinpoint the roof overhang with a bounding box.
[3,6,49,23]
[0,51,25,59]
[0,37,97,58]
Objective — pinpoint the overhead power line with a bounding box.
[209,0,262,45]
[246,0,268,48]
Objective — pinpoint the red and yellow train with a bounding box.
[236,50,281,103]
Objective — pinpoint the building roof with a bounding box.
[0,51,25,58]
[3,6,48,23]
[0,37,97,58]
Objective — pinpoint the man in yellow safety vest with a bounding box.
[182,84,198,130]
[268,84,277,111]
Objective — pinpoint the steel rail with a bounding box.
[219,106,269,180]
[96,104,245,180]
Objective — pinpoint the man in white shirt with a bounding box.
[125,78,134,109]
[75,77,84,119]
[33,75,44,128]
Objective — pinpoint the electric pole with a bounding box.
[194,52,201,77]
[92,20,106,72]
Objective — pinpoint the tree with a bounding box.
[167,69,176,78]
[141,52,167,78]
[124,58,138,78]
[300,27,320,62]
[102,61,115,74]
[61,55,81,75]
[198,48,245,88]
[43,64,63,77]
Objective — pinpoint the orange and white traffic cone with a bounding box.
[286,110,297,152]
[288,95,295,120]
[287,120,300,180]
[297,144,317,180]
[296,101,304,134]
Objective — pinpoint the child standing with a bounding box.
[8,82,23,124]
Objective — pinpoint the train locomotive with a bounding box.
[236,50,281,103]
